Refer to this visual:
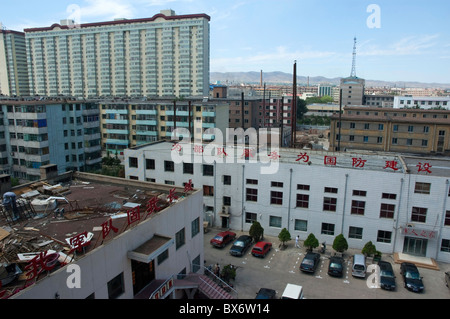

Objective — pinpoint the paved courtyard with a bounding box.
[204,228,450,299]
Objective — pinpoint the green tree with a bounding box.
[362,241,377,256]
[221,264,236,284]
[304,233,319,252]
[332,234,348,253]
[249,221,264,242]
[278,228,291,249]
[296,98,308,121]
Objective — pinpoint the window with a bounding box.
[223,196,231,206]
[414,182,431,194]
[107,273,124,299]
[271,181,283,188]
[269,216,282,228]
[157,249,169,265]
[380,203,395,219]
[203,164,214,176]
[445,211,450,226]
[245,212,257,224]
[351,200,365,215]
[203,186,214,197]
[129,157,138,168]
[321,223,335,236]
[408,125,414,132]
[164,160,174,172]
[296,194,309,208]
[393,125,398,132]
[183,162,194,174]
[382,193,397,200]
[246,179,258,185]
[294,219,308,232]
[323,197,337,212]
[349,226,363,239]
[324,187,338,194]
[441,239,450,253]
[146,159,155,170]
[411,207,427,223]
[176,228,185,249]
[297,184,310,190]
[246,188,258,202]
[223,175,231,185]
[191,217,200,238]
[377,230,392,244]
[378,124,384,130]
[352,190,367,196]
[270,191,283,205]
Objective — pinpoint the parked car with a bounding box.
[400,262,424,293]
[255,288,276,299]
[230,235,253,257]
[445,271,449,288]
[328,256,344,277]
[378,261,396,291]
[251,241,272,258]
[300,252,321,273]
[210,231,236,248]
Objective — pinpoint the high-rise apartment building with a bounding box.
[1,99,102,180]
[24,10,210,98]
[99,97,229,155]
[0,26,30,96]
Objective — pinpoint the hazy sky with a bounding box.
[2,0,449,83]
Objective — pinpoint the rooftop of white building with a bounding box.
[128,140,450,178]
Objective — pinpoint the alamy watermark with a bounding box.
[367,4,381,29]
[170,126,281,175]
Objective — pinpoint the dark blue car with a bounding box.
[300,252,321,273]
[378,261,396,291]
[229,235,253,257]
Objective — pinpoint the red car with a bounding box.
[251,241,272,258]
[210,231,236,248]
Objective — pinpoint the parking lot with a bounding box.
[204,228,450,299]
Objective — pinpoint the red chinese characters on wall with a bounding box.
[101,218,119,240]
[127,206,141,226]
[383,160,399,171]
[24,251,60,282]
[403,227,436,239]
[352,157,367,168]
[268,151,281,160]
[167,188,178,204]
[324,156,337,166]
[296,152,309,163]
[416,162,432,174]
[217,147,228,158]
[184,179,194,193]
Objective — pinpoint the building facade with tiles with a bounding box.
[0,99,102,180]
[124,141,450,263]
[24,10,210,99]
[330,106,450,155]
[0,28,30,97]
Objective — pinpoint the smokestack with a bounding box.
[189,100,192,142]
[291,61,297,148]
[241,92,245,128]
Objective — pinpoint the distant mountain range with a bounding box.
[211,71,450,89]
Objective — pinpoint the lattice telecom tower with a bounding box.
[350,37,357,77]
